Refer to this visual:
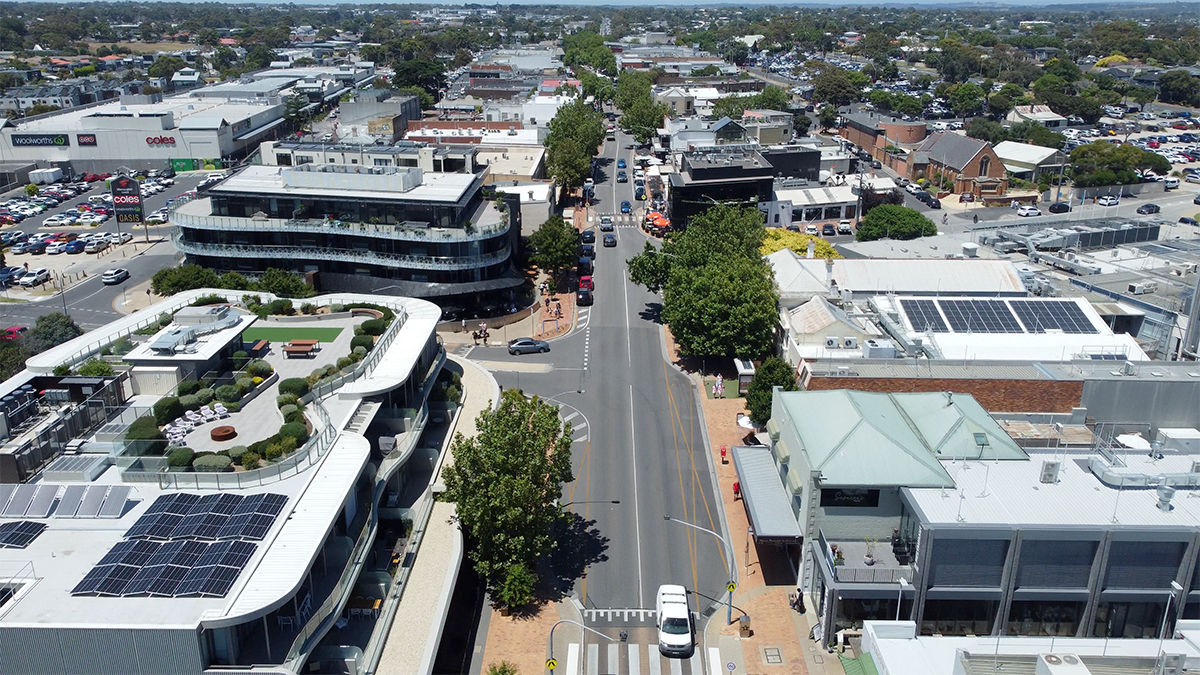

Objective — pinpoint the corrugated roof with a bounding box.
[769,253,1027,296]
[732,446,803,541]
[993,141,1058,167]
[777,390,1027,488]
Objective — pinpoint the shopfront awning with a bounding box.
[732,445,804,543]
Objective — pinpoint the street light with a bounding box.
[546,620,614,674]
[896,578,910,621]
[664,515,737,625]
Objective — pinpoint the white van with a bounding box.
[1164,177,1180,190]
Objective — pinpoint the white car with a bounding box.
[905,183,922,194]
[101,268,130,285]
[655,585,694,658]
[106,231,133,245]
[145,212,169,224]
[46,241,68,255]
[42,214,73,226]
[84,239,108,253]
[1098,195,1120,207]
[18,268,50,287]
[77,214,103,225]
[1017,205,1042,217]
[1186,173,1200,184]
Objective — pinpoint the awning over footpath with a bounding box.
[732,445,803,543]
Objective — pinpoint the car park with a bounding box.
[804,224,819,235]
[1017,205,1041,217]
[101,268,130,285]
[1136,203,1161,214]
[18,268,49,286]
[822,223,836,236]
[508,337,550,355]
[837,220,853,234]
[107,231,133,245]
[65,240,86,254]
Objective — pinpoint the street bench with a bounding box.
[282,344,315,358]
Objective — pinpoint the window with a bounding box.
[373,158,392,166]
[295,155,313,165]
[978,156,991,176]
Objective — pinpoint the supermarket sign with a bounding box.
[11,134,69,147]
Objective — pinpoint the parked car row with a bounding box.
[9,230,131,255]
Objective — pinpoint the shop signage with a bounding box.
[819,489,880,508]
[110,175,143,224]
[11,134,69,147]
[146,136,176,146]
[76,134,97,146]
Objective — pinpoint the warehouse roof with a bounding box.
[767,251,1027,298]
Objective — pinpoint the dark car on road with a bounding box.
[603,233,617,247]
[617,158,626,169]
[577,287,593,306]
[581,230,596,244]
[508,338,550,355]
[581,244,595,259]
[621,201,632,214]
[1136,203,1161,214]
[617,171,627,183]
[1048,202,1072,214]
[926,197,941,209]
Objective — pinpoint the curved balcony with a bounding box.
[172,232,511,272]
[171,199,510,244]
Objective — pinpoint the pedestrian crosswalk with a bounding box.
[596,213,641,227]
[561,643,718,675]
[560,407,589,444]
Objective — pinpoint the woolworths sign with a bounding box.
[11,134,70,147]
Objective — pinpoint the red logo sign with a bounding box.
[77,134,97,146]
[146,136,176,146]
[112,195,141,205]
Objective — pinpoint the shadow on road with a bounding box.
[638,301,663,324]
[534,512,609,606]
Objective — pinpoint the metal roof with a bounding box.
[916,132,988,172]
[777,390,1028,488]
[731,446,803,542]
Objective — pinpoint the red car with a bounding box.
[578,275,594,291]
[1173,122,1190,130]
[0,326,27,341]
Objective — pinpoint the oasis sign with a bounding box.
[11,134,69,147]
[109,175,143,224]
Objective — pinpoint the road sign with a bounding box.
[109,175,143,225]
[727,662,736,671]
[546,658,557,671]
[727,581,738,593]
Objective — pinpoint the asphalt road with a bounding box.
[469,127,730,617]
[0,174,204,329]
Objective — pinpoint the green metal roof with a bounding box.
[777,390,1027,488]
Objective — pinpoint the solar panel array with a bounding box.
[71,539,257,597]
[1008,300,1099,334]
[898,298,1101,336]
[0,483,131,519]
[0,521,47,549]
[125,493,286,542]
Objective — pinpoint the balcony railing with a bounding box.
[833,565,913,584]
[171,232,511,271]
[171,207,510,244]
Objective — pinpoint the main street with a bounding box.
[469,127,731,627]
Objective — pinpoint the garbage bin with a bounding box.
[739,615,751,638]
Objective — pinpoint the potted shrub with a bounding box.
[864,537,879,566]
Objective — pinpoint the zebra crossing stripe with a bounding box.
[646,644,661,675]
[566,643,581,675]
[588,643,599,675]
[628,644,641,675]
[608,644,619,674]
[689,651,702,675]
[706,648,721,675]
[669,655,683,675]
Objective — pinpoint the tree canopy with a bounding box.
[528,216,580,277]
[543,99,604,190]
[1069,141,1171,187]
[760,228,841,259]
[811,66,861,107]
[628,204,779,359]
[855,205,936,242]
[745,357,797,426]
[440,389,574,608]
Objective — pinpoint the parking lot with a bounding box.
[0,172,206,300]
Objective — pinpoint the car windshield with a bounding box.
[662,617,690,634]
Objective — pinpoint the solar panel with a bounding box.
[210,493,243,515]
[3,485,38,518]
[145,514,183,540]
[0,521,46,548]
[98,486,131,518]
[123,540,208,596]
[900,299,948,332]
[0,485,16,513]
[939,299,1023,333]
[76,485,110,518]
[55,485,87,518]
[96,564,138,596]
[25,485,59,518]
[1009,300,1100,334]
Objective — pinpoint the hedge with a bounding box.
[350,335,375,352]
[127,415,164,441]
[179,394,200,410]
[278,378,309,398]
[360,318,386,336]
[246,360,273,377]
[153,397,183,425]
[195,388,215,405]
[240,451,260,468]
[279,404,298,420]
[231,350,250,370]
[352,345,368,358]
[193,455,233,472]
[277,394,299,408]
[280,422,308,444]
[227,446,249,461]
[216,385,241,403]
[177,380,201,397]
[236,377,254,392]
[168,447,196,468]
[285,409,306,425]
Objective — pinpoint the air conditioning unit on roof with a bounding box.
[824,336,839,349]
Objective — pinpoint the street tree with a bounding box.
[529,216,580,278]
[950,82,984,117]
[792,113,812,136]
[628,203,766,293]
[544,99,604,189]
[152,264,220,296]
[1129,86,1157,110]
[812,67,860,107]
[661,256,779,359]
[254,268,311,298]
[745,357,798,426]
[283,93,311,130]
[440,389,574,608]
[24,313,83,355]
[818,104,839,131]
[1069,142,1171,187]
[855,205,936,242]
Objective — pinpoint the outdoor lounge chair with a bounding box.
[173,417,192,430]
[200,407,217,422]
[186,410,203,424]
[214,403,230,418]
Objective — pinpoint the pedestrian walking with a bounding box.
[460,318,466,334]
[973,214,979,224]
[472,331,479,346]
[942,213,948,226]
[733,481,741,501]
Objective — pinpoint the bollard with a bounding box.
[739,616,751,638]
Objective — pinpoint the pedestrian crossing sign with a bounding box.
[546,658,558,671]
[727,581,738,593]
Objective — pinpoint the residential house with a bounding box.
[654,86,696,116]
[1006,105,1067,129]
[909,132,1007,197]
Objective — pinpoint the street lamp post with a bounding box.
[664,515,737,625]
[546,620,615,674]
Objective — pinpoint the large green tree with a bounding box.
[812,67,860,107]
[855,205,936,242]
[745,357,798,426]
[440,389,574,608]
[544,100,604,189]
[1069,142,1171,187]
[628,205,778,358]
[147,55,187,79]
[528,216,580,278]
[1158,71,1200,106]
